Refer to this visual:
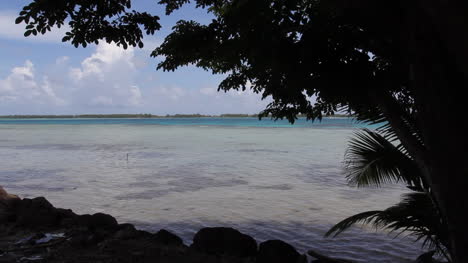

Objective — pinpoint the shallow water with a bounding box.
[0,118,423,262]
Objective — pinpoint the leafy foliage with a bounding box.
[326,191,450,259]
[326,128,450,260]
[344,129,423,188]
[152,0,416,123]
[16,0,161,48]
[14,0,414,123]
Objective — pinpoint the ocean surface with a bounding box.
[0,118,423,262]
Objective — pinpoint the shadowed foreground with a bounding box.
[0,187,435,263]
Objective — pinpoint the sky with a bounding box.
[0,1,270,115]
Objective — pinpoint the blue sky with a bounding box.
[0,1,269,115]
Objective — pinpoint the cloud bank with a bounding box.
[0,43,269,115]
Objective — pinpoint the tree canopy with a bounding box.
[16,0,411,122]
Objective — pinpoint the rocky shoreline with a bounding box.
[1,187,435,263]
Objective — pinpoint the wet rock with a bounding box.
[0,186,19,201]
[14,197,60,227]
[153,229,184,246]
[77,213,118,231]
[0,252,16,263]
[0,186,20,224]
[28,233,46,245]
[257,240,306,263]
[191,227,257,258]
[68,230,96,247]
[55,208,76,219]
[114,224,139,240]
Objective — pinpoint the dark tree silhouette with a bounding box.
[326,129,450,261]
[15,1,468,262]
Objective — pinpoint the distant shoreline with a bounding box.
[0,114,351,119]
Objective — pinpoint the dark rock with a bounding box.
[257,240,306,263]
[55,208,76,219]
[14,197,60,227]
[68,230,97,247]
[114,224,139,240]
[118,223,136,230]
[153,229,184,246]
[0,186,20,224]
[29,232,46,245]
[191,227,257,258]
[0,252,16,263]
[77,213,118,231]
[90,213,118,228]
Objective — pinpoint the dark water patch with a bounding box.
[167,176,248,190]
[132,151,173,159]
[308,207,323,211]
[115,189,173,200]
[128,181,161,188]
[116,176,248,200]
[0,168,66,183]
[253,184,294,190]
[237,148,289,154]
[1,143,140,152]
[5,184,77,192]
[11,144,83,151]
[338,185,406,201]
[136,162,240,182]
[293,163,345,186]
[92,144,136,152]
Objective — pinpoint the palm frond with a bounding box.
[345,129,423,188]
[326,192,450,260]
[325,210,382,237]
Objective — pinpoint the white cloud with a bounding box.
[67,43,143,108]
[0,60,66,106]
[0,10,70,43]
[40,77,66,106]
[70,43,135,81]
[1,43,270,114]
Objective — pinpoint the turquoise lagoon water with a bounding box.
[0,118,421,262]
[0,117,373,128]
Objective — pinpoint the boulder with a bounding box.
[114,224,139,240]
[14,197,60,227]
[257,240,306,263]
[0,186,19,201]
[191,227,257,258]
[77,213,118,231]
[0,186,19,223]
[55,208,78,227]
[153,229,184,246]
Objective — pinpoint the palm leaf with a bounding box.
[326,192,450,260]
[344,129,423,188]
[325,210,382,237]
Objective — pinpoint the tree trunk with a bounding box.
[408,2,468,262]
